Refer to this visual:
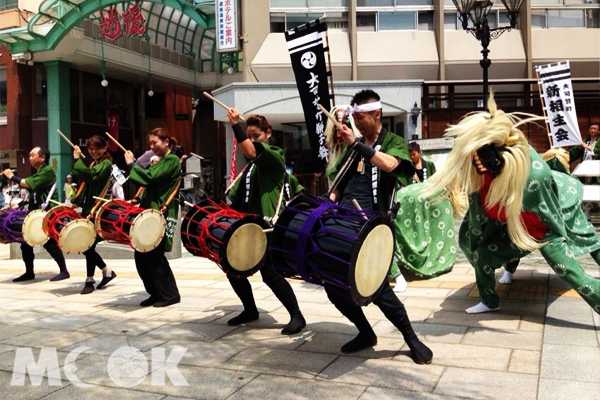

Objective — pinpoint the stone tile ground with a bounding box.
[0,242,598,399]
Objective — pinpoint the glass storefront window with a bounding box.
[379,11,417,30]
[35,67,47,118]
[82,72,106,125]
[0,68,6,118]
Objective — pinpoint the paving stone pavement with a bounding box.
[0,242,598,400]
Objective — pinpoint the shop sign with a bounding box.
[107,114,119,151]
[100,4,146,41]
[216,0,239,52]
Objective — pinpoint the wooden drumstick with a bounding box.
[48,199,70,207]
[184,201,195,208]
[93,196,111,202]
[57,129,85,159]
[104,132,127,153]
[203,91,246,122]
[262,228,274,233]
[352,199,369,221]
[317,104,344,131]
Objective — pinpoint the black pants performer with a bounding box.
[82,237,107,277]
[227,262,302,318]
[134,240,180,302]
[325,282,418,342]
[20,239,67,275]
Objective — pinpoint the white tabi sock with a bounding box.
[499,270,513,284]
[393,274,408,293]
[465,302,499,314]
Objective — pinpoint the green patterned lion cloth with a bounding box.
[389,182,455,279]
[460,148,600,313]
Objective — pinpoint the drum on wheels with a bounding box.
[23,209,50,246]
[95,200,166,252]
[271,194,394,306]
[181,199,269,277]
[0,208,28,244]
[42,206,96,254]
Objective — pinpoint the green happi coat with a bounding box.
[25,164,58,210]
[71,158,112,217]
[460,147,600,313]
[326,129,414,212]
[129,154,181,252]
[227,142,303,220]
[390,183,455,278]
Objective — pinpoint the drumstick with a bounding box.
[352,199,369,221]
[317,104,344,131]
[56,129,85,159]
[48,199,70,207]
[93,196,110,203]
[262,228,274,233]
[203,91,246,122]
[104,132,127,153]
[184,201,195,208]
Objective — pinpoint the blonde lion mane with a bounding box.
[541,147,570,173]
[424,93,545,252]
[324,105,362,171]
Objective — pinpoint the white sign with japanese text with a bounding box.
[216,0,239,52]
[536,61,582,148]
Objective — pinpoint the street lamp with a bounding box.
[452,0,523,106]
[411,102,422,127]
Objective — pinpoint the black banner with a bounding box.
[285,18,331,172]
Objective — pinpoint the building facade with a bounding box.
[0,0,598,196]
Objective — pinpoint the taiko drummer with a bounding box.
[124,128,181,308]
[326,89,432,364]
[224,109,306,335]
[2,147,70,282]
[71,135,117,294]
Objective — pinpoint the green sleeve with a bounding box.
[427,160,437,176]
[250,143,285,172]
[570,145,583,161]
[25,166,54,191]
[71,159,112,185]
[383,134,415,179]
[593,140,600,159]
[129,156,180,187]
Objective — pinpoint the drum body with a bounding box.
[23,209,50,246]
[43,206,96,254]
[0,208,27,244]
[95,200,166,252]
[181,199,269,277]
[271,194,394,306]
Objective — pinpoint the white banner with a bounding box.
[216,0,238,52]
[535,61,582,148]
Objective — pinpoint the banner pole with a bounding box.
[535,69,554,149]
[322,14,336,107]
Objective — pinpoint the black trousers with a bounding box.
[227,261,301,317]
[82,237,106,278]
[325,281,418,342]
[20,239,67,274]
[134,240,180,301]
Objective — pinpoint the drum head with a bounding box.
[226,223,268,272]
[59,219,96,254]
[23,210,49,246]
[130,209,166,252]
[354,224,394,299]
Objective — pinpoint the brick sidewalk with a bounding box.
[0,244,598,399]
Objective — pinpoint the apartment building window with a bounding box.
[270,12,348,32]
[532,8,599,28]
[379,12,416,30]
[357,12,377,31]
[444,10,520,29]
[0,0,18,11]
[270,0,348,7]
[358,0,432,5]
[0,68,6,119]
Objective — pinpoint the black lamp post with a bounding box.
[452,0,523,107]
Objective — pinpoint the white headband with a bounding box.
[351,101,382,114]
